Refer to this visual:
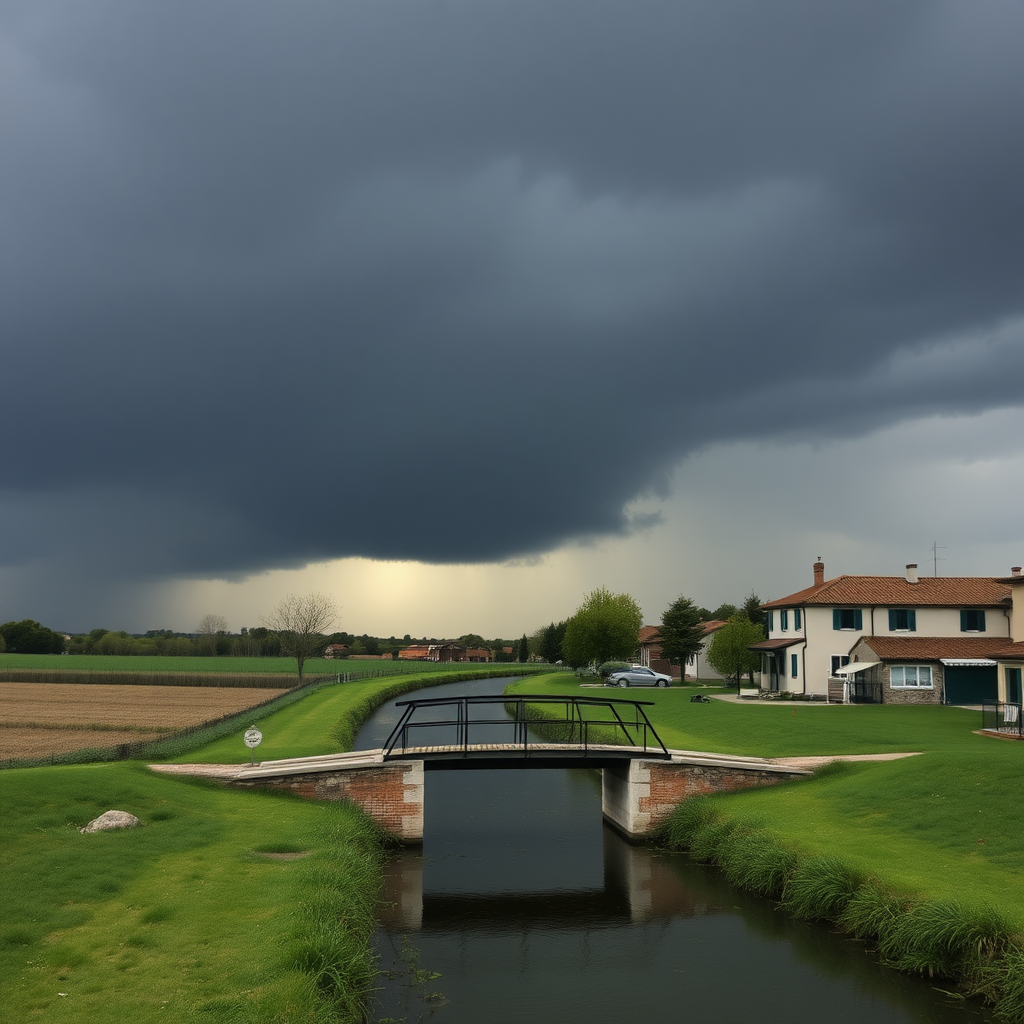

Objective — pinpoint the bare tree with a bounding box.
[263,593,338,680]
[196,613,228,656]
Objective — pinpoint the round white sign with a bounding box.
[244,726,263,749]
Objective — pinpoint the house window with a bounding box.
[790,654,799,678]
[890,665,933,688]
[833,608,863,631]
[794,609,802,629]
[960,609,986,632]
[831,655,850,675]
[888,608,917,632]
[780,610,789,631]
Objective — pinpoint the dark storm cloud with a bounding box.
[2,0,1023,588]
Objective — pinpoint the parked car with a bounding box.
[605,667,672,688]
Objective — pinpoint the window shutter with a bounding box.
[907,609,916,631]
[853,609,863,630]
[794,609,802,629]
[977,610,986,631]
[960,610,969,631]
[833,609,841,630]
[791,654,798,678]
[888,609,897,630]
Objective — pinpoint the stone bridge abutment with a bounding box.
[219,750,809,842]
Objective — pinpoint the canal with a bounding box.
[355,677,995,1024]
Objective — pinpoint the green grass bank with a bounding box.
[0,667,531,1023]
[506,675,1024,1020]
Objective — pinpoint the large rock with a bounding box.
[79,810,141,834]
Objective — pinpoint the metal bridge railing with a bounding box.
[382,694,669,760]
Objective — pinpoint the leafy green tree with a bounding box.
[0,620,65,654]
[263,593,338,680]
[659,595,705,677]
[561,588,643,669]
[705,615,765,688]
[517,634,529,663]
[710,602,739,621]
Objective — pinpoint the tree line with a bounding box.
[527,587,767,686]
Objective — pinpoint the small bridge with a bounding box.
[381,694,669,768]
[153,695,813,841]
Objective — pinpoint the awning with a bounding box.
[939,658,997,667]
[833,662,879,675]
[748,637,804,652]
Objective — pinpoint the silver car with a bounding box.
[606,667,672,688]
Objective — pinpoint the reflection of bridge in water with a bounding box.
[380,826,720,932]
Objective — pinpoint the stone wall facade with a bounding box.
[883,663,943,705]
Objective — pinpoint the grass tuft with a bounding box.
[995,945,1024,1023]
[878,899,1013,991]
[718,824,798,899]
[783,856,864,921]
[838,879,910,944]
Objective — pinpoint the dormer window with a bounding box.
[960,609,986,633]
[888,608,916,632]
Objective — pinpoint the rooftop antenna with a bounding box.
[930,541,946,577]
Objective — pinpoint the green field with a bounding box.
[0,653,430,676]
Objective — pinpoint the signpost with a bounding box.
[244,725,263,766]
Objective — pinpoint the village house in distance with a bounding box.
[751,560,1024,705]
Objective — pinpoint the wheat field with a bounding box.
[0,683,287,759]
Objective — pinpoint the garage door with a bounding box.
[943,665,998,704]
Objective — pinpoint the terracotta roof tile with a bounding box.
[990,641,1024,660]
[638,625,662,643]
[701,619,729,635]
[762,576,1010,609]
[859,636,1009,660]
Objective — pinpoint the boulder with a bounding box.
[79,810,141,834]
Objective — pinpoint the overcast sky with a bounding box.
[2,0,1022,638]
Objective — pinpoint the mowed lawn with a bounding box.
[507,675,1024,933]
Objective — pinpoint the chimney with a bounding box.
[906,563,919,584]
[813,558,825,587]
[1012,567,1022,577]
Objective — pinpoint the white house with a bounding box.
[751,560,1017,704]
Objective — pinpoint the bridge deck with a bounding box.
[151,746,826,781]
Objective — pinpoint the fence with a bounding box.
[981,700,1023,739]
